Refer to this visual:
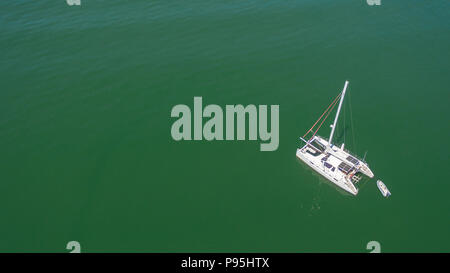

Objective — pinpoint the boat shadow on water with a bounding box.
[295,157,370,198]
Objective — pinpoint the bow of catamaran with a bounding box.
[296,81,374,196]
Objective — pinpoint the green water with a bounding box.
[1,0,449,252]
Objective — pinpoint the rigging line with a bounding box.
[348,87,356,153]
[303,92,341,138]
[343,89,346,145]
[303,91,342,138]
[311,95,340,139]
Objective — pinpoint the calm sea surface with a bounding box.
[1,0,449,252]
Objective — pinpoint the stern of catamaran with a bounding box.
[359,163,374,178]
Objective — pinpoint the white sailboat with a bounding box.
[296,81,374,195]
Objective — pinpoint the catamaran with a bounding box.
[296,81,374,195]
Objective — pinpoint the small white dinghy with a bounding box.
[377,180,391,197]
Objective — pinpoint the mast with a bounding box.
[328,80,349,147]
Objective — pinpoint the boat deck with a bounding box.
[314,135,374,178]
[296,135,375,195]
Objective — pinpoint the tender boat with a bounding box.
[296,81,374,196]
[376,180,391,197]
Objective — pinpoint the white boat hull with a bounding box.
[296,135,375,196]
[377,180,391,197]
[296,147,358,196]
